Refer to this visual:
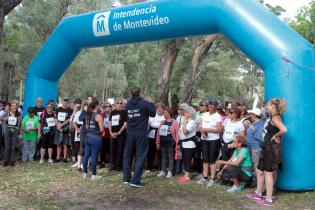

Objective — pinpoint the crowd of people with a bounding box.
[0,87,287,206]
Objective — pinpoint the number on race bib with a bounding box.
[224,127,235,140]
[8,116,17,126]
[26,121,34,130]
[46,117,55,127]
[160,125,170,136]
[57,112,67,122]
[112,115,120,126]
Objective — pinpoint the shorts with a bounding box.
[222,165,252,182]
[202,139,220,164]
[41,134,54,149]
[78,132,86,156]
[257,141,282,172]
[54,131,70,145]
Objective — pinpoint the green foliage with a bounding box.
[290,1,315,47]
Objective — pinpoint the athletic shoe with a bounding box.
[195,173,204,180]
[197,178,208,185]
[62,159,68,164]
[48,159,54,163]
[77,168,83,173]
[178,176,190,183]
[256,198,274,206]
[227,185,243,193]
[245,191,263,200]
[123,181,130,184]
[91,175,102,181]
[157,170,166,177]
[39,159,44,164]
[83,173,89,178]
[71,162,78,168]
[240,182,247,189]
[55,159,61,163]
[166,171,173,178]
[130,182,144,188]
[206,179,215,187]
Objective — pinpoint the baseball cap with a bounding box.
[248,108,262,116]
[209,100,219,106]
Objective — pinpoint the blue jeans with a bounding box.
[83,134,102,175]
[123,132,149,184]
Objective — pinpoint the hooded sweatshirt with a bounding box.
[126,96,155,134]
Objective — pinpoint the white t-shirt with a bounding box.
[73,111,83,142]
[200,112,222,141]
[179,119,196,148]
[222,119,245,143]
[147,114,165,138]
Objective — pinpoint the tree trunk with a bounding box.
[0,0,22,43]
[156,39,183,105]
[0,61,14,101]
[183,35,218,103]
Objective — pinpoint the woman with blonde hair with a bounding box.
[246,98,287,206]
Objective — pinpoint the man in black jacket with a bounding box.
[123,87,155,188]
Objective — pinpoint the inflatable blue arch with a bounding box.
[24,0,315,190]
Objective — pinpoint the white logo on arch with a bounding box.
[93,11,111,37]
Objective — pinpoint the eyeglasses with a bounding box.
[116,102,123,105]
[200,104,206,107]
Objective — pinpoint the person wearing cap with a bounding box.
[197,100,223,187]
[245,107,265,187]
[178,106,197,183]
[54,98,73,163]
[21,107,40,162]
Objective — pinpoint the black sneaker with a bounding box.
[10,162,15,167]
[130,182,144,188]
[62,159,68,164]
[3,162,8,167]
[55,159,61,163]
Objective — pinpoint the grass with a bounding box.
[0,162,314,210]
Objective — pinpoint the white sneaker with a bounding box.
[206,179,215,187]
[166,171,173,178]
[71,162,78,168]
[227,185,243,193]
[195,173,204,180]
[91,175,102,181]
[39,159,44,164]
[83,173,89,178]
[197,178,208,185]
[157,171,166,177]
[48,159,53,163]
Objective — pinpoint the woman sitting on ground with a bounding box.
[216,135,252,193]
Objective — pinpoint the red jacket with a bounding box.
[101,112,110,139]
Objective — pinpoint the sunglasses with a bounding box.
[200,104,206,107]
[105,105,112,108]
[116,102,123,105]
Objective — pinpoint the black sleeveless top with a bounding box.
[263,117,280,142]
[85,112,100,136]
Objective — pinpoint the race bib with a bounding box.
[104,117,110,128]
[57,112,67,122]
[46,117,55,127]
[112,115,120,126]
[74,131,80,142]
[8,116,17,126]
[224,126,235,140]
[37,112,42,117]
[26,121,34,130]
[159,125,170,136]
